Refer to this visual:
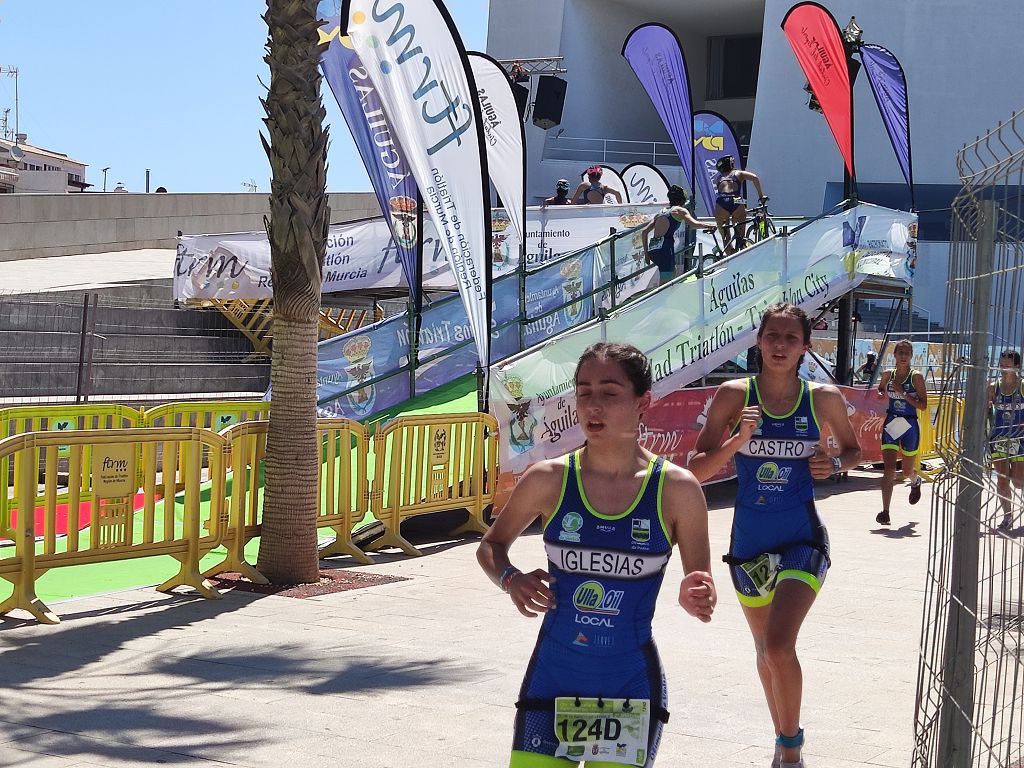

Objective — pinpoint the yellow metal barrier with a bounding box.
[0,404,145,532]
[204,418,373,583]
[370,413,496,556]
[141,401,271,493]
[0,427,228,624]
[142,400,270,431]
[918,396,964,481]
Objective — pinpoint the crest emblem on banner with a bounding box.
[618,209,650,230]
[560,259,585,324]
[388,195,418,249]
[491,209,513,266]
[503,375,538,454]
[342,335,376,416]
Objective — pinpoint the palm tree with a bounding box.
[257,0,330,584]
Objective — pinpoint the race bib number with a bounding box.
[884,416,912,440]
[740,552,782,596]
[554,697,650,766]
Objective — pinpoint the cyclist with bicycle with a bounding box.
[642,185,703,284]
[714,155,767,255]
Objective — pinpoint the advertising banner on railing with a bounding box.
[593,230,659,309]
[174,204,665,301]
[341,0,492,368]
[859,43,914,206]
[489,204,917,498]
[782,3,854,175]
[621,162,669,204]
[522,247,599,348]
[319,17,421,301]
[469,52,527,249]
[316,313,411,419]
[622,23,696,194]
[413,282,521,394]
[693,110,744,216]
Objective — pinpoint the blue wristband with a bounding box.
[500,565,521,593]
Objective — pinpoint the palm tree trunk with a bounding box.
[257,0,329,584]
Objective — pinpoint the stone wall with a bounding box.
[0,192,381,261]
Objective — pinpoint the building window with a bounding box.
[707,35,761,100]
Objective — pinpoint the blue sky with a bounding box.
[0,1,489,193]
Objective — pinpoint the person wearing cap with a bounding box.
[543,178,573,206]
[571,165,623,205]
[642,185,702,284]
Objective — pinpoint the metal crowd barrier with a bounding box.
[369,413,497,557]
[0,404,145,524]
[204,418,373,584]
[0,410,497,624]
[0,427,228,624]
[918,396,964,482]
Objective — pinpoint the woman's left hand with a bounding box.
[678,571,716,623]
[808,445,837,480]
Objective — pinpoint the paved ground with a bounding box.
[0,470,930,767]
[0,249,175,294]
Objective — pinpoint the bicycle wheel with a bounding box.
[745,216,776,244]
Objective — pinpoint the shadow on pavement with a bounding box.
[0,591,267,764]
[871,521,920,538]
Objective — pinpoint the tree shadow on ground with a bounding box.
[0,591,269,765]
[1,703,261,765]
[0,591,263,679]
[149,647,482,697]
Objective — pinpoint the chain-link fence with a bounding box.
[914,107,1024,767]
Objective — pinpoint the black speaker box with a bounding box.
[511,81,530,120]
[532,75,567,130]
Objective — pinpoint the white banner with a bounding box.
[490,203,917,474]
[174,203,671,301]
[469,53,526,251]
[343,0,491,365]
[621,162,669,204]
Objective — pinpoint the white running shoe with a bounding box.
[772,743,782,768]
[780,761,805,768]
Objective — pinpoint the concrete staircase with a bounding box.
[0,281,269,401]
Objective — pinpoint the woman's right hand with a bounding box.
[733,405,761,441]
[508,569,556,618]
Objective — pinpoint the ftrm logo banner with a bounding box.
[341,0,492,368]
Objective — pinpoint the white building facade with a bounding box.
[0,135,89,194]
[486,0,1023,326]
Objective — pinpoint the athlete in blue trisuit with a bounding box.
[989,349,1024,531]
[712,155,766,256]
[689,303,861,768]
[478,342,716,767]
[640,185,702,284]
[874,339,928,526]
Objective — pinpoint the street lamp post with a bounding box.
[101,167,110,193]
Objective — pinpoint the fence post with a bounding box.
[608,227,617,310]
[518,252,527,353]
[936,198,996,766]
[75,293,97,404]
